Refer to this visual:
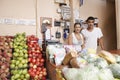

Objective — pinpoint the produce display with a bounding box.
[27,35,47,80]
[11,33,28,69]
[0,36,13,80]
[0,33,47,80]
[10,33,30,80]
[11,69,30,80]
[1,33,120,80]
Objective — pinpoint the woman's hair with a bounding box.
[74,23,81,28]
[74,23,81,32]
[86,16,95,22]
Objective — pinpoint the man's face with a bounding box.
[87,20,94,28]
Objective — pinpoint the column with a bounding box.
[115,0,120,49]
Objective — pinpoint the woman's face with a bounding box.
[74,24,81,33]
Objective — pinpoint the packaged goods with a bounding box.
[98,50,116,64]
[62,51,78,65]
[70,57,87,68]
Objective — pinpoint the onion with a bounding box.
[1,64,6,69]
[5,68,9,73]
[0,73,7,78]
[7,53,12,58]
[1,57,6,62]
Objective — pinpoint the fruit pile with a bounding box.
[11,69,30,80]
[10,33,30,80]
[27,35,47,80]
[0,36,13,80]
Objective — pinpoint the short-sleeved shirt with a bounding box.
[81,27,103,50]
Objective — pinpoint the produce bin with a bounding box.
[46,60,64,80]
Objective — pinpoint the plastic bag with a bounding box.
[114,55,120,64]
[62,64,99,80]
[94,58,108,69]
[86,54,98,63]
[46,45,66,65]
[77,64,99,80]
[109,64,120,79]
[98,68,114,80]
[62,68,81,80]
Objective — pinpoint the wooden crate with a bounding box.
[46,60,62,80]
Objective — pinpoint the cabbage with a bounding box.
[98,68,114,80]
[114,55,120,64]
[109,64,120,79]
[94,58,108,69]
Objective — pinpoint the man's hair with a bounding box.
[86,16,95,22]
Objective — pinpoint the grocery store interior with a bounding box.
[0,0,120,80]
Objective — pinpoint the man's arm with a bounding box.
[99,37,105,50]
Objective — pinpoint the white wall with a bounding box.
[0,0,36,36]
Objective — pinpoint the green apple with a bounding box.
[15,49,19,52]
[22,69,27,74]
[14,74,20,79]
[18,57,23,61]
[20,52,24,57]
[23,64,27,68]
[24,53,28,58]
[18,46,23,50]
[10,64,15,68]
[20,74,24,79]
[11,76,15,80]
[24,45,28,49]
[13,52,18,57]
[23,49,27,54]
[16,60,20,65]
[18,63,23,68]
[11,60,16,64]
[21,59,26,64]
[25,74,30,79]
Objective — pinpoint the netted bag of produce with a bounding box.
[70,57,87,68]
[98,68,114,80]
[62,64,99,80]
[109,64,120,79]
[98,50,116,64]
[114,55,120,64]
[82,54,99,63]
[94,58,108,69]
[62,67,81,80]
[77,64,99,80]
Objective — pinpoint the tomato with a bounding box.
[40,58,44,63]
[32,58,36,63]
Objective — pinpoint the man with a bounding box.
[81,16,104,52]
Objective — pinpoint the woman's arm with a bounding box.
[81,34,85,49]
[68,34,73,45]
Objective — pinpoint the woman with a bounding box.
[68,23,84,52]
